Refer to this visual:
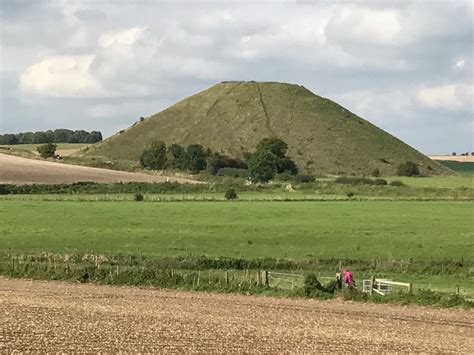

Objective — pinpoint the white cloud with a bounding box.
[455,59,465,69]
[418,84,474,111]
[19,55,106,98]
[325,7,402,46]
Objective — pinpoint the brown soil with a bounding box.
[0,278,472,353]
[0,153,197,184]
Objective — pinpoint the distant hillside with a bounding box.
[84,81,452,176]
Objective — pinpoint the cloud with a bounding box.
[2,0,473,153]
[418,84,473,111]
[325,7,402,46]
[19,55,106,98]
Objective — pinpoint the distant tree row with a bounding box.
[0,129,103,145]
[139,138,298,182]
[140,142,247,174]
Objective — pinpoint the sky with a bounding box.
[0,0,472,154]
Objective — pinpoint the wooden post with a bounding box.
[263,271,269,287]
[256,271,261,286]
[116,265,119,275]
[370,275,375,295]
[197,271,200,286]
[225,271,229,285]
[408,283,413,294]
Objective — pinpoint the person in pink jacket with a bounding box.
[342,269,355,287]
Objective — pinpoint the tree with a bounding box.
[185,144,207,173]
[167,144,187,170]
[139,141,167,169]
[86,131,103,143]
[37,143,57,158]
[256,138,288,158]
[247,138,298,182]
[397,161,420,177]
[247,150,279,182]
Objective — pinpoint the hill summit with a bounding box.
[85,81,451,176]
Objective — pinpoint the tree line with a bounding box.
[0,129,103,145]
[140,138,298,182]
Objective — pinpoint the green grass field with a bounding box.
[1,200,472,261]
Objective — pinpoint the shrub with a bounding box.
[372,168,381,177]
[304,273,336,298]
[397,161,420,177]
[304,273,323,296]
[224,189,238,200]
[134,193,144,201]
[293,174,315,183]
[0,185,10,195]
[216,168,249,178]
[275,171,293,181]
[207,152,247,175]
[389,180,404,187]
[347,192,355,198]
[373,178,387,185]
[335,177,373,185]
[37,143,57,158]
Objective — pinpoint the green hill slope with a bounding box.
[84,81,452,176]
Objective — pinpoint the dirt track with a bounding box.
[0,153,196,184]
[0,278,472,352]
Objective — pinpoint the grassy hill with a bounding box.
[84,81,452,176]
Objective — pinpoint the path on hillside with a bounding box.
[0,278,472,352]
[0,153,197,184]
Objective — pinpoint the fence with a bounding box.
[362,276,412,295]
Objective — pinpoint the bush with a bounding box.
[275,171,293,181]
[389,180,404,187]
[224,189,238,200]
[335,177,373,185]
[37,143,57,158]
[216,168,249,178]
[372,168,381,177]
[293,174,315,183]
[0,185,10,195]
[140,141,167,170]
[134,193,144,201]
[373,178,387,185]
[304,273,323,296]
[347,192,355,198]
[397,161,420,177]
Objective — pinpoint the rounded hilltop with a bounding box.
[85,81,451,176]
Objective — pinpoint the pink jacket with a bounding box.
[344,271,353,285]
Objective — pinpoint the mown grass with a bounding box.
[1,200,472,261]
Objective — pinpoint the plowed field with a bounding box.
[0,153,195,184]
[0,278,472,352]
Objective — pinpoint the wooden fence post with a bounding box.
[370,275,375,295]
[408,283,413,294]
[263,271,269,287]
[225,271,229,285]
[256,271,261,286]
